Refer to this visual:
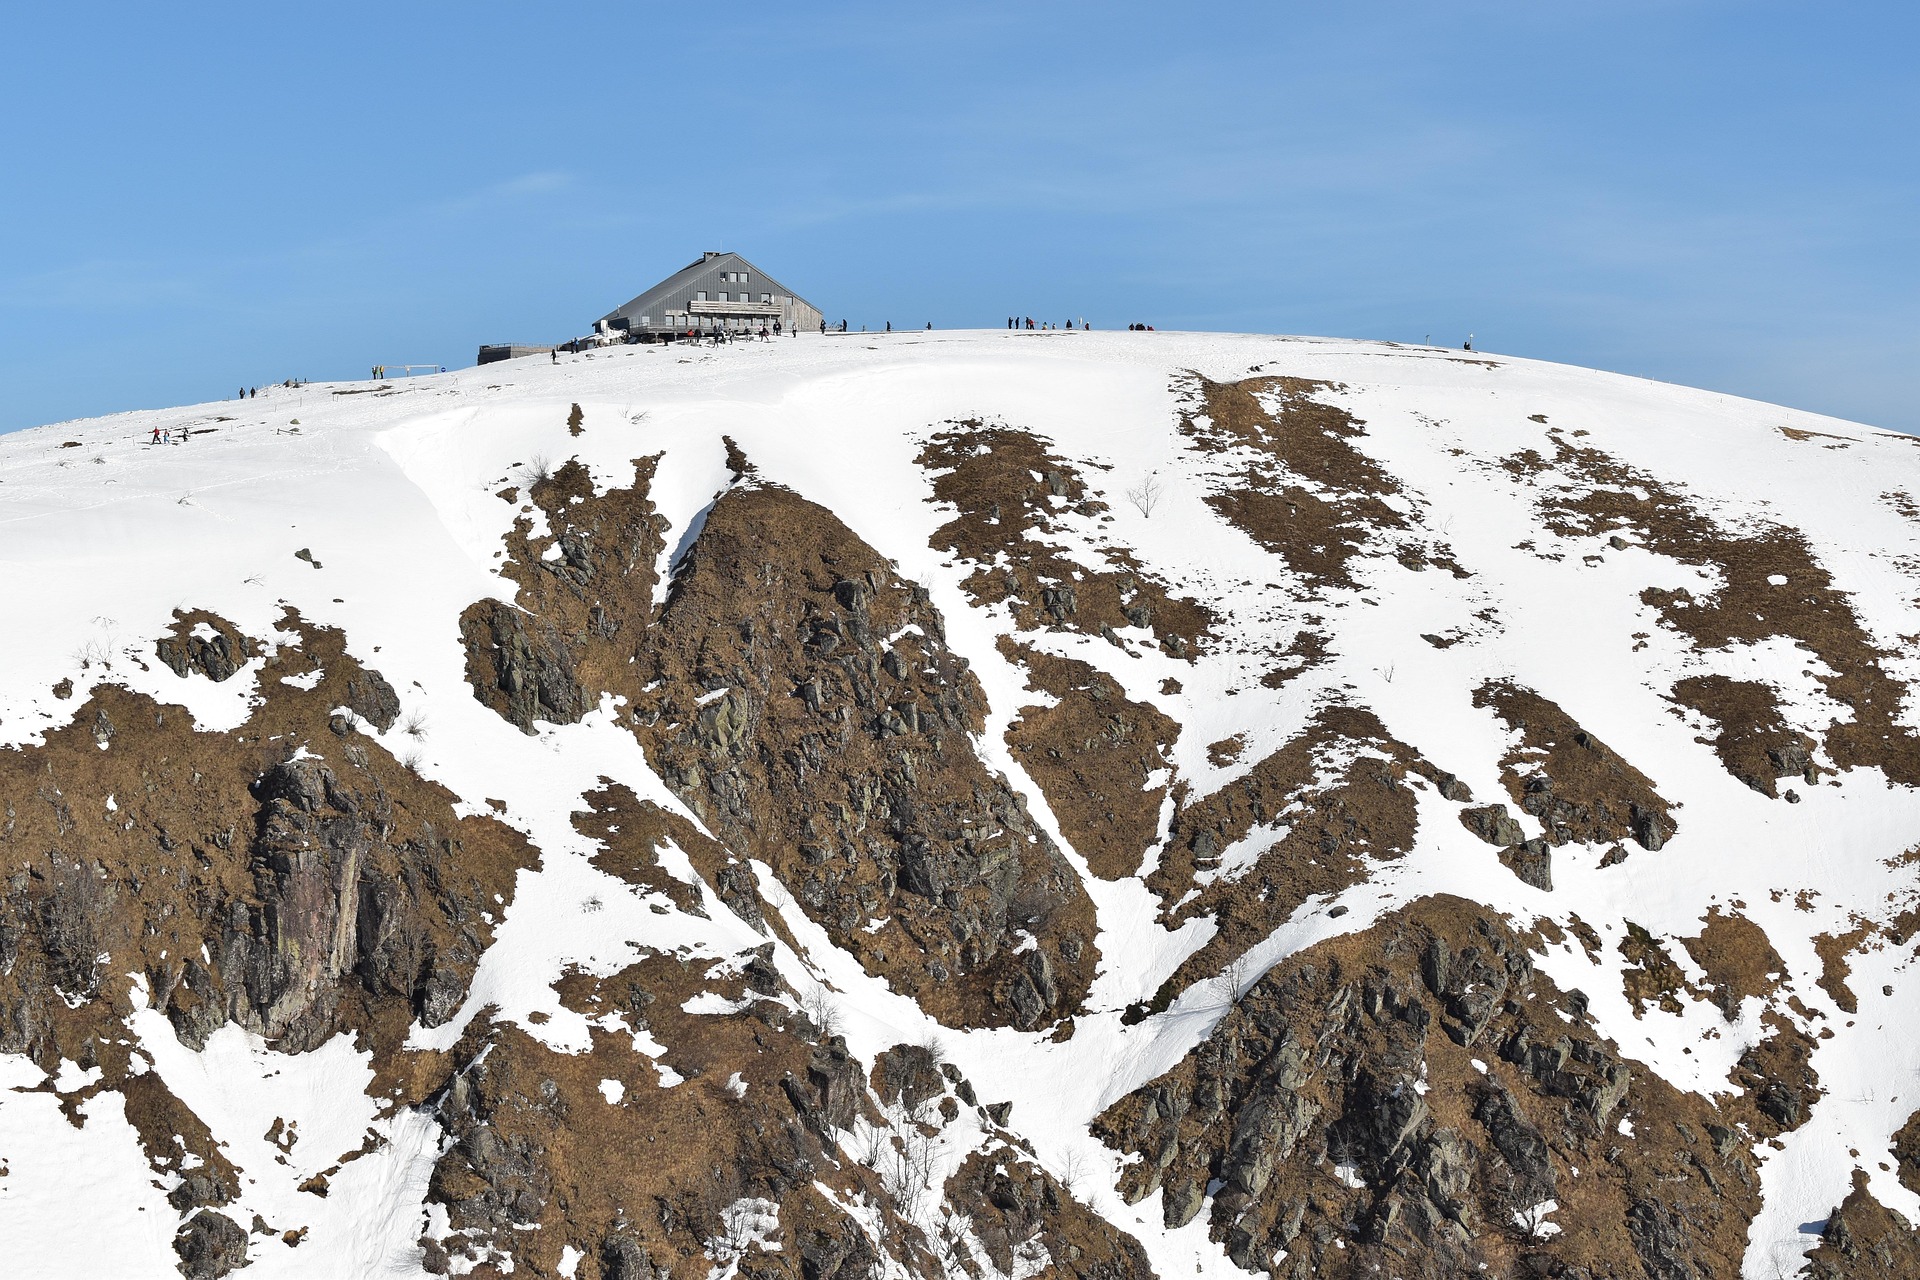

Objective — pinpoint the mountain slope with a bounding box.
[2,329,1918,1280]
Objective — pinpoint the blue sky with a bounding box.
[4,3,1917,433]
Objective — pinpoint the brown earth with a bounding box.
[1095,895,1762,1280]
[1474,679,1678,855]
[1136,707,1449,1014]
[428,948,1144,1280]
[1671,674,1820,799]
[1613,911,1824,1144]
[1001,643,1180,881]
[426,949,909,1280]
[918,420,1214,658]
[1178,376,1464,593]
[1516,430,1920,787]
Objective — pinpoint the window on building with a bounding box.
[695,291,707,301]
[760,294,772,304]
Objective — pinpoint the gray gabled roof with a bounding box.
[597,251,814,327]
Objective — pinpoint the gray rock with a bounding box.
[783,1037,864,1136]
[800,1222,879,1280]
[174,1210,250,1280]
[463,600,586,734]
[1500,838,1554,891]
[872,1043,945,1112]
[1460,804,1526,848]
[157,621,246,682]
[1630,804,1672,852]
[344,669,401,732]
[1626,1198,1699,1280]
[1473,1082,1556,1202]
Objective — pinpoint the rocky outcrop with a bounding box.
[457,455,1100,1030]
[1803,1172,1920,1279]
[156,610,255,683]
[1095,896,1758,1279]
[460,598,587,734]
[173,1210,250,1279]
[424,953,911,1279]
[0,611,533,1278]
[1139,707,1440,1011]
[943,1147,1153,1280]
[1474,680,1677,855]
[872,1043,947,1114]
[636,485,1099,1030]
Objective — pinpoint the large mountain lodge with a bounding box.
[479,251,823,364]
[597,250,822,338]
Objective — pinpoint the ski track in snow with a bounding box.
[3,330,1918,1277]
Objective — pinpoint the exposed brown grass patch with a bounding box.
[1475,680,1676,852]
[918,422,1213,658]
[1670,674,1817,798]
[999,643,1179,881]
[1138,707,1439,1012]
[1520,432,1920,787]
[1180,375,1423,592]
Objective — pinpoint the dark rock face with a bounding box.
[945,1147,1155,1280]
[799,1227,879,1280]
[637,486,1099,1029]
[148,758,507,1054]
[1094,896,1758,1279]
[1803,1172,1920,1279]
[872,1043,946,1113]
[343,668,402,732]
[461,598,586,734]
[457,458,1100,1030]
[783,1036,865,1137]
[173,1210,249,1279]
[1500,838,1554,891]
[157,612,253,683]
[0,613,531,1117]
[1461,804,1526,848]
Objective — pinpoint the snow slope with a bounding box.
[2,329,1918,1278]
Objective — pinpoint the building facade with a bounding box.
[596,251,822,337]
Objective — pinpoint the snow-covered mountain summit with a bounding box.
[3,329,1919,1280]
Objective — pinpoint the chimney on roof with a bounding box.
[703,251,721,260]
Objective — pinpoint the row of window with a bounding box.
[721,270,750,283]
[692,291,776,303]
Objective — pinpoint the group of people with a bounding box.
[1007,317,1090,330]
[236,379,306,399]
[148,426,189,445]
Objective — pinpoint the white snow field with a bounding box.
[2,328,1918,1278]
